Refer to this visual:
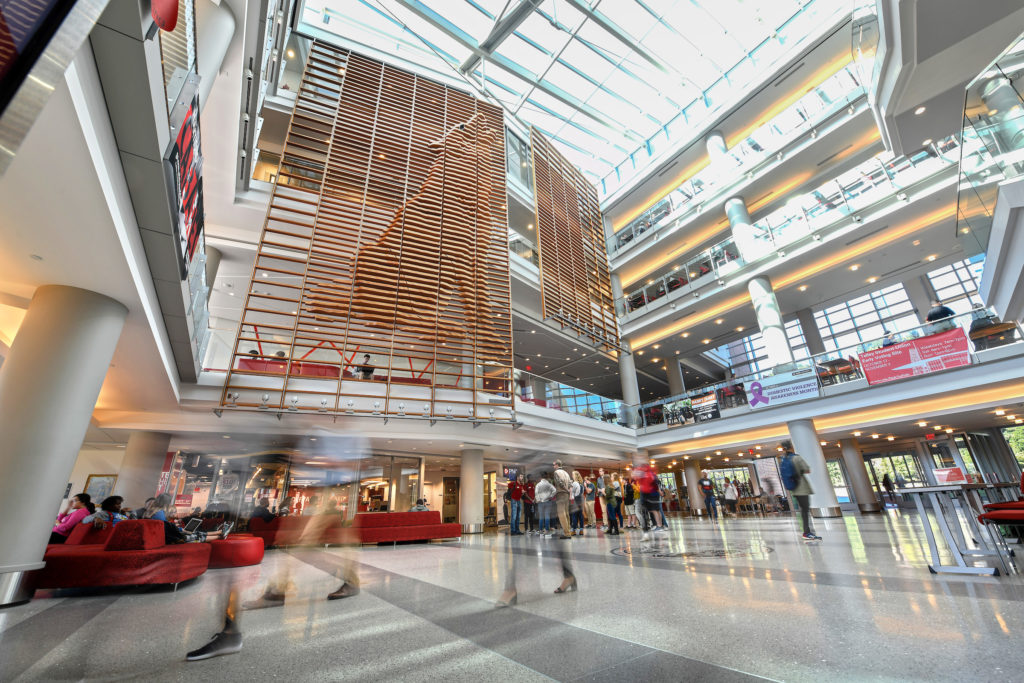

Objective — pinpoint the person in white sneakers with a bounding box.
[534,473,556,536]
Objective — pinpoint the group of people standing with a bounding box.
[505,461,672,540]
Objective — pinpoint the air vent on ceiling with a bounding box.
[878,262,921,279]
[772,60,805,88]
[845,224,889,245]
[816,144,853,167]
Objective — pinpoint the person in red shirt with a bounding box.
[523,476,537,534]
[508,474,525,535]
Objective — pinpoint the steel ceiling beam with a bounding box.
[460,0,544,74]
[391,0,642,143]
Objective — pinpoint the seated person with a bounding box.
[251,497,276,523]
[50,493,94,544]
[83,495,128,528]
[144,493,233,543]
[409,499,430,512]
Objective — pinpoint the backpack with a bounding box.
[779,453,800,491]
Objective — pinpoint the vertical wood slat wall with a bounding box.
[530,127,620,352]
[220,42,513,420]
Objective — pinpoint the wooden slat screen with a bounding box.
[530,127,619,351]
[220,42,513,420]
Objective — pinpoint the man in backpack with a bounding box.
[780,441,820,541]
[697,471,717,521]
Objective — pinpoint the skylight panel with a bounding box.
[494,34,552,77]
[545,61,599,101]
[594,1,658,41]
[519,11,574,55]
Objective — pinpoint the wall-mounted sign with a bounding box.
[502,465,520,481]
[859,328,971,385]
[167,93,205,280]
[933,467,966,484]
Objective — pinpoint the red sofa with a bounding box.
[249,511,460,547]
[32,520,210,591]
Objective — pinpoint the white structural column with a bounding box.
[204,246,222,302]
[113,432,172,507]
[724,196,764,264]
[684,460,705,514]
[749,276,795,367]
[839,439,881,513]
[610,273,642,424]
[747,464,761,495]
[902,275,936,322]
[666,359,686,397]
[794,308,826,355]
[0,286,127,606]
[787,419,841,517]
[459,448,484,534]
[705,130,729,165]
[195,0,236,109]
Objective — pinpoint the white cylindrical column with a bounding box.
[617,346,641,427]
[666,359,685,397]
[749,276,794,368]
[724,196,767,264]
[902,275,936,323]
[747,464,761,495]
[459,448,484,533]
[705,130,729,166]
[787,419,841,517]
[196,0,236,110]
[684,460,704,515]
[113,432,172,509]
[0,286,127,605]
[204,246,222,301]
[840,439,880,513]
[794,308,826,355]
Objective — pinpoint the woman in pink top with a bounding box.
[50,493,95,544]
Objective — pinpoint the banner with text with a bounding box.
[859,327,971,386]
[747,369,819,410]
[692,391,721,422]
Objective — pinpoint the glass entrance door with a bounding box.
[826,460,851,503]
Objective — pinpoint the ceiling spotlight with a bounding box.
[798,285,808,292]
[867,277,878,284]
[995,409,1006,416]
[918,421,927,427]
[715,450,722,455]
[944,428,953,433]
[819,441,826,446]
[871,433,879,439]
[706,456,712,461]
[887,436,895,441]
[914,105,926,115]
[922,138,933,146]
[715,318,724,325]
[849,264,860,271]
[682,332,690,338]
[735,326,744,332]
[702,338,711,344]
[373,401,381,415]
[397,402,406,416]
[853,431,861,436]
[259,394,270,410]
[346,400,354,415]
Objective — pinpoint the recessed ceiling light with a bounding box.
[944,428,953,434]
[912,239,921,246]
[798,285,808,292]
[715,450,721,455]
[926,254,937,262]
[653,344,660,349]
[871,433,879,439]
[914,105,926,115]
[222,435,231,439]
[922,138,933,146]
[917,421,927,427]
[735,326,744,332]
[715,318,723,325]
[867,277,877,284]
[849,264,860,271]
[701,338,711,344]
[527,223,533,229]
[887,436,895,441]
[819,441,826,446]
[681,332,690,338]
[995,409,1006,415]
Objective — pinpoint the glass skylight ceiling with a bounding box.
[297,0,846,195]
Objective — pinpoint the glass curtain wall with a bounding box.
[813,283,920,351]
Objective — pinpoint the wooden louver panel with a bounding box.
[220,42,513,420]
[530,128,619,351]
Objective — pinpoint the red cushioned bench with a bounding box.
[250,512,460,547]
[349,511,461,544]
[31,520,210,592]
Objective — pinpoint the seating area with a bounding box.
[31,520,211,593]
[248,511,461,547]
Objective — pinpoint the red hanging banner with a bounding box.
[859,327,971,386]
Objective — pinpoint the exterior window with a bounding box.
[727,319,808,375]
[926,255,985,315]
[814,283,919,352]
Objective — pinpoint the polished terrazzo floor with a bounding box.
[2,510,1022,682]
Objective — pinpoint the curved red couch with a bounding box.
[249,511,460,546]
[208,536,265,568]
[32,520,210,591]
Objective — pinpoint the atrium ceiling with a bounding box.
[296,0,846,188]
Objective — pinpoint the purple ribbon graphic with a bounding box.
[749,381,768,406]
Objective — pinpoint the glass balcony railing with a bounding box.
[618,133,972,319]
[515,371,636,427]
[609,65,867,255]
[508,233,539,267]
[957,36,1024,254]
[637,309,1024,431]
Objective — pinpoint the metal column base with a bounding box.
[857,502,883,513]
[461,523,483,534]
[0,571,34,608]
[811,506,843,518]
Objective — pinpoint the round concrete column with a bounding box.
[787,419,841,517]
[0,286,127,605]
[204,246,222,301]
[840,439,880,513]
[666,359,685,397]
[617,346,641,427]
[747,464,761,495]
[113,432,172,508]
[684,460,704,515]
[705,130,729,166]
[724,196,765,264]
[748,276,794,368]
[196,0,236,110]
[459,448,484,533]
